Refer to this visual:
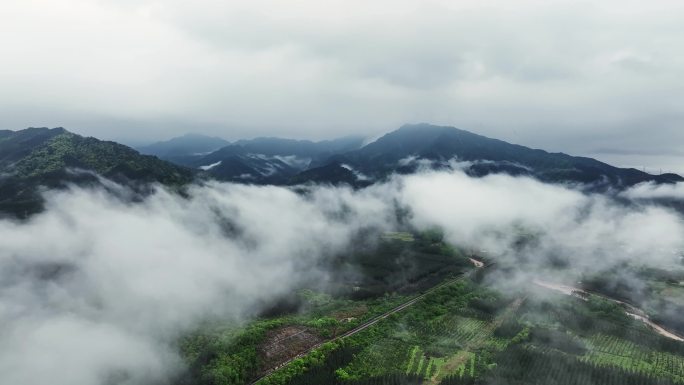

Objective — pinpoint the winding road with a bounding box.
[534,279,684,342]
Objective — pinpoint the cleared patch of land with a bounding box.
[259,326,323,374]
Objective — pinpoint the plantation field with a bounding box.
[259,274,684,385]
[580,334,684,382]
[259,278,523,385]
[177,237,684,385]
[405,346,477,382]
[382,232,416,242]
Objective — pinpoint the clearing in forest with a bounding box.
[258,326,322,374]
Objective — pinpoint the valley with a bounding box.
[176,231,684,385]
[2,124,684,385]
[5,3,684,384]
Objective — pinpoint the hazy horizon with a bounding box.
[2,1,683,173]
[6,123,683,175]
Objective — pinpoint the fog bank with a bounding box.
[1,168,683,384]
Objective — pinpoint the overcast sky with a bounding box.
[1,0,683,172]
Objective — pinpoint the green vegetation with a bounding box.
[382,232,416,242]
[180,319,278,385]
[323,123,683,187]
[0,127,194,217]
[256,279,506,385]
[174,231,684,385]
[483,345,678,385]
[581,265,684,337]
[15,132,192,184]
[247,274,684,385]
[176,231,476,385]
[581,334,684,381]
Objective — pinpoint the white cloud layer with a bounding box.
[0,182,394,385]
[1,170,683,384]
[400,171,684,272]
[623,181,684,200]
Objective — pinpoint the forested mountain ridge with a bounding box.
[146,135,365,183]
[2,124,681,217]
[137,133,230,165]
[137,124,682,188]
[0,127,193,217]
[303,123,683,188]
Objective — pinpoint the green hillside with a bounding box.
[299,124,683,188]
[0,127,194,217]
[13,131,192,184]
[174,232,684,385]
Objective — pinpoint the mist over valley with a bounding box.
[3,1,684,383]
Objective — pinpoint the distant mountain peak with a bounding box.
[4,124,680,205]
[137,133,231,161]
[178,132,226,140]
[298,123,683,188]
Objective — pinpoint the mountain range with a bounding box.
[137,133,231,165]
[137,123,682,187]
[139,134,365,183]
[0,124,680,217]
[313,124,683,187]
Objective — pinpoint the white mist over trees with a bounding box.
[0,170,682,385]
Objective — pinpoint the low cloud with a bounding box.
[0,182,394,385]
[400,171,684,277]
[622,181,684,200]
[1,169,683,384]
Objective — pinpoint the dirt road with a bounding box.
[533,279,684,342]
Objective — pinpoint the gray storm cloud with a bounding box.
[1,170,684,384]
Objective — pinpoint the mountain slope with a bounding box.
[288,162,361,186]
[137,133,230,165]
[2,124,678,216]
[233,136,364,158]
[189,136,364,183]
[0,127,194,217]
[298,124,682,188]
[190,145,302,183]
[0,126,68,166]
